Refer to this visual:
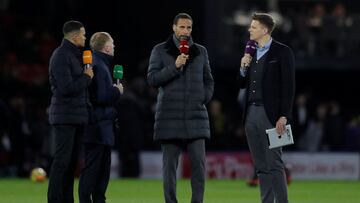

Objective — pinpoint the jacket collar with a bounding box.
[61,39,82,56]
[164,34,200,61]
[172,34,194,48]
[265,39,280,63]
[93,51,113,66]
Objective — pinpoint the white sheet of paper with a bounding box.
[265,124,294,149]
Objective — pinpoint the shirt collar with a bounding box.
[257,37,272,51]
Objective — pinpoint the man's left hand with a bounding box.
[276,116,287,135]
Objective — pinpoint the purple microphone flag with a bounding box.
[245,40,257,57]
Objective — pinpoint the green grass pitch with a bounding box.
[0,179,359,203]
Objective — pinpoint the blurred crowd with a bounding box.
[275,2,359,59]
[223,1,360,69]
[1,1,360,178]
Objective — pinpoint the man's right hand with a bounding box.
[175,53,189,68]
[241,53,252,68]
[114,83,124,94]
[84,67,94,79]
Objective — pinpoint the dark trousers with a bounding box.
[79,144,111,203]
[161,139,205,203]
[245,105,288,203]
[47,124,83,203]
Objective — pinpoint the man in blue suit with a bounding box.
[78,32,123,203]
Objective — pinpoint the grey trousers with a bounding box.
[161,139,205,203]
[245,105,288,203]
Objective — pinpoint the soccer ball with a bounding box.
[30,167,47,182]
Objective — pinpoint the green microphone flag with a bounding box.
[113,65,123,84]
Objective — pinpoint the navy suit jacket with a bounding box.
[84,51,121,145]
[239,40,295,126]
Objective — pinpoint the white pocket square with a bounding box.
[269,60,278,63]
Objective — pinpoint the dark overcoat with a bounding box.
[147,35,214,140]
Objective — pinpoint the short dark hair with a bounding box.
[62,20,84,36]
[252,13,275,34]
[173,13,193,25]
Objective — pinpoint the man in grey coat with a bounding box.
[147,13,214,203]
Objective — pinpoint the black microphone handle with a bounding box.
[117,79,120,85]
[84,64,91,69]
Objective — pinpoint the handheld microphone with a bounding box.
[179,35,189,54]
[82,50,92,69]
[243,40,257,67]
[178,36,189,71]
[113,65,123,85]
[245,40,257,57]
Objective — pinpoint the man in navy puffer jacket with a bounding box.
[48,20,94,203]
[78,32,123,203]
